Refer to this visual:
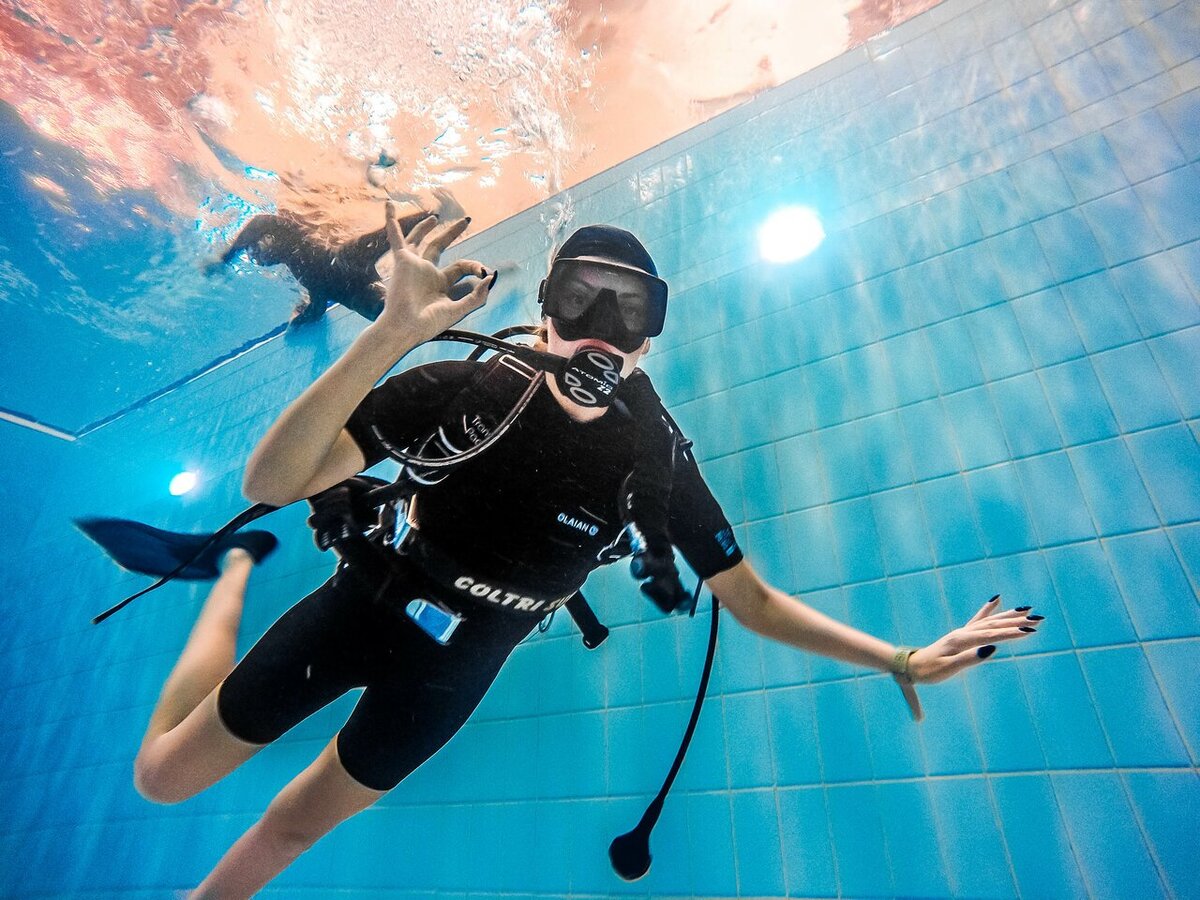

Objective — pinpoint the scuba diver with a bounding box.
[209,188,473,326]
[89,203,1041,897]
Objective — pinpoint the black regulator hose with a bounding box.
[610,582,719,881]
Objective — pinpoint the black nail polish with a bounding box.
[987,594,1000,604]
[1027,614,1045,621]
[1019,626,1037,633]
[1015,606,1032,612]
[489,270,499,288]
[464,216,472,224]
[977,645,997,659]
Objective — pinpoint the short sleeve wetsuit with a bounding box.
[218,360,743,791]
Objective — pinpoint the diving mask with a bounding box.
[540,257,668,353]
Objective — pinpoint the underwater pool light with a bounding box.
[169,471,198,496]
[757,206,825,263]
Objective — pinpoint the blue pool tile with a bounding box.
[967,464,1039,555]
[1049,48,1114,111]
[817,420,872,501]
[887,570,949,648]
[919,680,986,775]
[731,790,786,896]
[1124,771,1200,900]
[1080,187,1165,265]
[716,613,766,694]
[1144,640,1200,763]
[1159,86,1200,160]
[1127,424,1200,524]
[944,245,1011,312]
[857,411,915,490]
[1091,342,1181,432]
[1104,530,1200,639]
[875,781,951,898]
[1010,287,1087,367]
[1093,26,1169,93]
[925,316,987,394]
[1039,358,1120,445]
[1171,521,1200,591]
[1111,253,1200,337]
[967,304,1035,381]
[1106,109,1188,184]
[1136,164,1200,246]
[740,444,784,521]
[844,580,898,646]
[992,775,1090,900]
[1015,451,1096,544]
[1020,654,1113,768]
[926,778,1017,899]
[1079,646,1190,766]
[745,517,798,595]
[901,398,962,480]
[1033,207,1109,282]
[813,680,873,783]
[965,660,1045,772]
[785,507,842,592]
[1009,150,1077,218]
[1052,772,1167,900]
[723,693,776,790]
[840,343,896,419]
[777,788,837,898]
[885,330,941,405]
[1010,70,1070,131]
[990,30,1044,87]
[1058,270,1143,352]
[766,686,822,786]
[1043,541,1138,647]
[685,793,738,896]
[991,374,1063,458]
[763,368,816,441]
[944,385,1014,470]
[775,433,829,512]
[858,675,925,780]
[806,355,851,428]
[871,486,936,575]
[1068,438,1160,535]
[803,588,857,683]
[986,227,1058,298]
[960,168,1027,234]
[829,498,885,584]
[989,551,1074,654]
[824,785,894,898]
[1052,132,1128,203]
[1148,326,1200,418]
[921,476,987,566]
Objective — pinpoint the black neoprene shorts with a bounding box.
[216,563,537,791]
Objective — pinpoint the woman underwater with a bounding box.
[123,203,1041,896]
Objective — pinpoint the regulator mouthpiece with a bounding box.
[553,347,622,409]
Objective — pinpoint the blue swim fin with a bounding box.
[75,517,278,580]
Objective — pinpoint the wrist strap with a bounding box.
[889,647,924,722]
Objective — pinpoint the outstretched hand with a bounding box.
[376,201,496,341]
[908,595,1041,683]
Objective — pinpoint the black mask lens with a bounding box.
[543,258,667,337]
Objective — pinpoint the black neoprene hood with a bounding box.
[554,224,658,276]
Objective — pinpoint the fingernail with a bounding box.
[479,267,488,278]
[1019,626,1037,633]
[986,594,1000,604]
[489,270,499,288]
[463,216,472,224]
[1027,614,1045,621]
[1015,606,1032,612]
[977,645,997,659]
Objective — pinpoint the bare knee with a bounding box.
[133,751,193,805]
[257,801,333,855]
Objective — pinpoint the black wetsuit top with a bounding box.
[345,359,743,595]
[217,359,741,791]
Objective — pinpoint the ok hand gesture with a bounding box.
[376,201,496,341]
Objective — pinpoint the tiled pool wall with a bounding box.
[2,0,1198,896]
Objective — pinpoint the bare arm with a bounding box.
[242,203,492,506]
[707,560,1038,684]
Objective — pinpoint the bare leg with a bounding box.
[134,551,264,803]
[191,738,385,898]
